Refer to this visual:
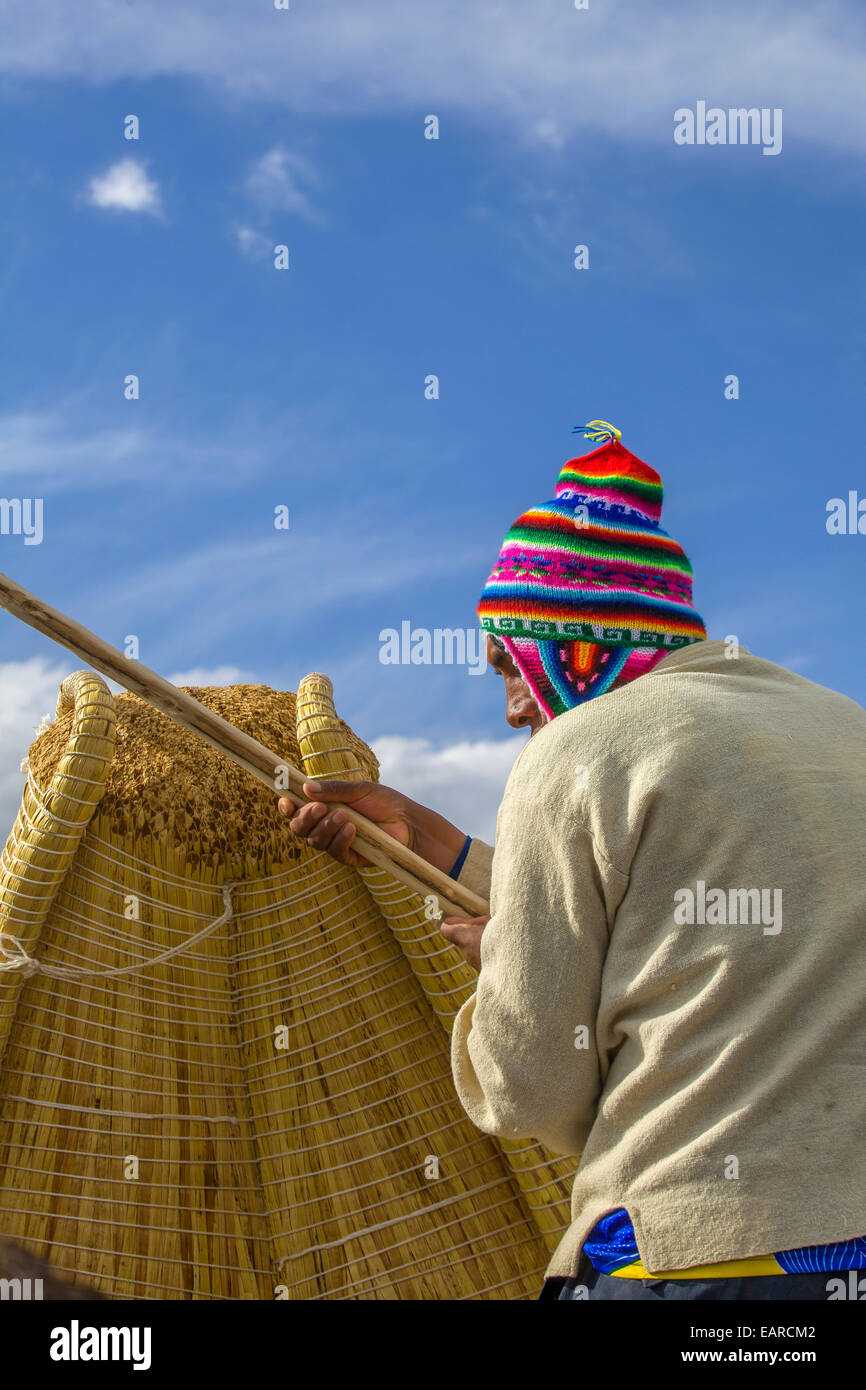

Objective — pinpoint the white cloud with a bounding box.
[0,411,151,486]
[231,147,323,259]
[1,2,865,155]
[166,665,252,687]
[85,158,162,216]
[532,119,566,150]
[244,147,322,223]
[0,409,266,491]
[371,733,526,843]
[0,657,73,836]
[231,224,273,261]
[777,651,814,673]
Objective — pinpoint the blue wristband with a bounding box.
[449,833,472,880]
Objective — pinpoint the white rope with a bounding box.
[276,1180,523,1268]
[0,1175,264,1212]
[0,883,236,981]
[0,941,418,1017]
[1,980,435,1069]
[305,1226,544,1301]
[1,1060,247,1098]
[11,905,235,989]
[5,861,334,994]
[8,1229,267,1278]
[0,987,250,1053]
[0,1111,249,1142]
[0,1090,460,1148]
[0,1156,262,1192]
[1,1089,240,1123]
[0,1108,471,1171]
[61,848,350,929]
[241,1061,456,1122]
[457,1267,548,1301]
[22,771,95,828]
[0,1134,489,1219]
[80,829,239,891]
[1,1019,445,1108]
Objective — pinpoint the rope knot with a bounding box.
[0,884,237,984]
[0,934,38,978]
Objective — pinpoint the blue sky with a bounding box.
[0,0,864,838]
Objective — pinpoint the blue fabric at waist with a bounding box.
[583,1208,866,1275]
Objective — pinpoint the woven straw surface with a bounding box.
[0,672,574,1299]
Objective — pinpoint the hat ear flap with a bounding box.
[498,635,556,721]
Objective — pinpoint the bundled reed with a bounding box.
[0,671,575,1299]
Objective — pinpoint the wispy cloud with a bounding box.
[75,513,492,672]
[244,147,322,223]
[100,523,489,623]
[230,224,273,262]
[0,409,266,491]
[85,158,162,216]
[371,733,525,842]
[232,146,324,259]
[1,2,865,155]
[166,665,254,687]
[0,657,72,834]
[0,411,152,485]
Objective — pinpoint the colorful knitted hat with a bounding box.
[478,422,706,719]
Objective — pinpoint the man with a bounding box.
[279,424,866,1301]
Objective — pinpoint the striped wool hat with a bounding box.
[478,423,706,720]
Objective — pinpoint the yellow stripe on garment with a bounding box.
[611,1254,786,1279]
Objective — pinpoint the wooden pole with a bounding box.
[0,571,489,919]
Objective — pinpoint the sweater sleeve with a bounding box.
[449,786,623,1158]
[454,837,494,900]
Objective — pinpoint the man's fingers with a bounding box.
[278,782,369,821]
[439,915,488,973]
[288,806,357,861]
[285,802,326,835]
[441,922,474,944]
[440,917,486,946]
[307,808,351,851]
[301,779,369,802]
[329,822,358,859]
[277,779,404,871]
[278,788,368,866]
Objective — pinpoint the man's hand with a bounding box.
[277,779,468,875]
[278,781,411,868]
[440,915,490,973]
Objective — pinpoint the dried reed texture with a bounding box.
[0,672,116,1063]
[0,672,575,1299]
[294,674,576,1254]
[0,1233,105,1299]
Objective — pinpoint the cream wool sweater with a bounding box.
[450,640,866,1279]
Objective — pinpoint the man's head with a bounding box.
[486,634,545,735]
[477,426,706,724]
